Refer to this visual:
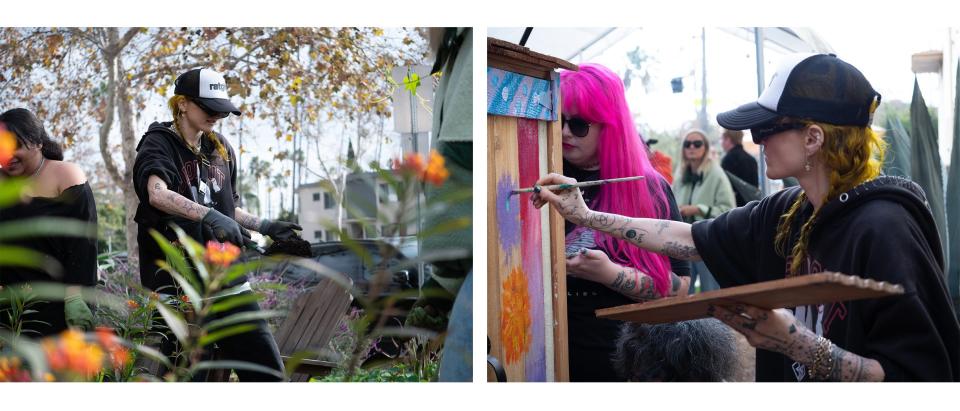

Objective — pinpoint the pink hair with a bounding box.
[561,63,672,296]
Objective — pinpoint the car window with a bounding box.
[316,249,362,280]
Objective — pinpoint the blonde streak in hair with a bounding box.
[206,132,229,162]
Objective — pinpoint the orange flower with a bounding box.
[423,150,450,187]
[0,129,16,169]
[126,299,140,310]
[42,329,105,378]
[205,240,241,267]
[393,151,426,175]
[180,294,190,304]
[0,356,32,382]
[94,326,130,369]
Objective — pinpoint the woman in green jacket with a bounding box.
[672,129,735,292]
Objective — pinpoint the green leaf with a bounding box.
[148,229,195,289]
[203,309,283,332]
[0,179,30,208]
[0,330,48,380]
[0,218,96,242]
[156,261,203,313]
[0,245,61,277]
[198,323,257,347]
[129,343,173,369]
[416,217,471,240]
[171,226,210,286]
[209,292,262,314]
[370,326,437,340]
[155,301,189,346]
[403,72,420,94]
[189,360,284,381]
[222,260,266,285]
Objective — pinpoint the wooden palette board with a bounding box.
[596,272,904,324]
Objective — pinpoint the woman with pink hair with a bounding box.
[557,63,690,381]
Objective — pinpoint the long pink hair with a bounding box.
[561,63,672,296]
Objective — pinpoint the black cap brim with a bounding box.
[194,97,241,116]
[716,102,780,130]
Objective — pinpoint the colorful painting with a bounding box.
[500,266,532,364]
[486,68,559,121]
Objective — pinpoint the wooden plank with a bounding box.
[274,277,354,382]
[488,115,524,380]
[488,54,553,80]
[596,272,904,324]
[544,83,569,382]
[488,38,579,72]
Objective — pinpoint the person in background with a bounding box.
[673,129,735,293]
[0,107,97,336]
[720,128,759,207]
[644,138,675,185]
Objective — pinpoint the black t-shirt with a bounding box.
[133,122,240,293]
[563,160,691,381]
[0,182,98,336]
[692,176,959,381]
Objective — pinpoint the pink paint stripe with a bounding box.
[517,118,546,381]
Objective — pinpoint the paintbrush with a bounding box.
[510,175,645,195]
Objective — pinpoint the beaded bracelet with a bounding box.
[808,336,835,380]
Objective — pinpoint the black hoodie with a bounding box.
[132,121,239,292]
[692,176,960,381]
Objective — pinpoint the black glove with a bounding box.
[201,208,244,246]
[258,219,303,241]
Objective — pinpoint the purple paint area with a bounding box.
[496,175,521,254]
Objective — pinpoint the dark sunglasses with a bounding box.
[751,122,807,143]
[190,99,229,119]
[562,116,592,138]
[682,140,704,149]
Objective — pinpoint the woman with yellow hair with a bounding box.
[133,68,301,381]
[533,54,959,381]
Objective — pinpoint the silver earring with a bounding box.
[804,158,811,172]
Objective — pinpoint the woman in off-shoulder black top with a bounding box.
[0,108,97,336]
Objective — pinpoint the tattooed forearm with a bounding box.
[660,241,700,260]
[147,175,209,221]
[580,210,701,261]
[826,343,883,382]
[608,268,659,301]
[234,208,262,231]
[655,220,670,235]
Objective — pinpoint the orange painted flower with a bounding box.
[205,240,241,267]
[0,129,16,169]
[423,150,450,187]
[0,356,32,382]
[393,151,426,175]
[41,329,105,378]
[500,266,532,365]
[126,299,140,310]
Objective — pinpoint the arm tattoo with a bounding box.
[660,241,700,260]
[149,177,208,221]
[670,273,681,295]
[827,344,877,382]
[655,220,670,235]
[234,208,262,231]
[609,268,659,301]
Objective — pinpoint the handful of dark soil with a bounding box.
[263,237,313,258]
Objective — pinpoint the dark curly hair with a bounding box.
[613,318,738,382]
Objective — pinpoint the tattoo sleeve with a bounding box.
[581,210,701,261]
[147,175,209,221]
[234,208,263,231]
[785,327,884,382]
[607,267,660,301]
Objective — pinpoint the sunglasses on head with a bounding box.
[751,122,808,143]
[682,140,704,149]
[190,99,229,119]
[562,116,592,138]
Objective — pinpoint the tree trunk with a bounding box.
[97,27,141,275]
